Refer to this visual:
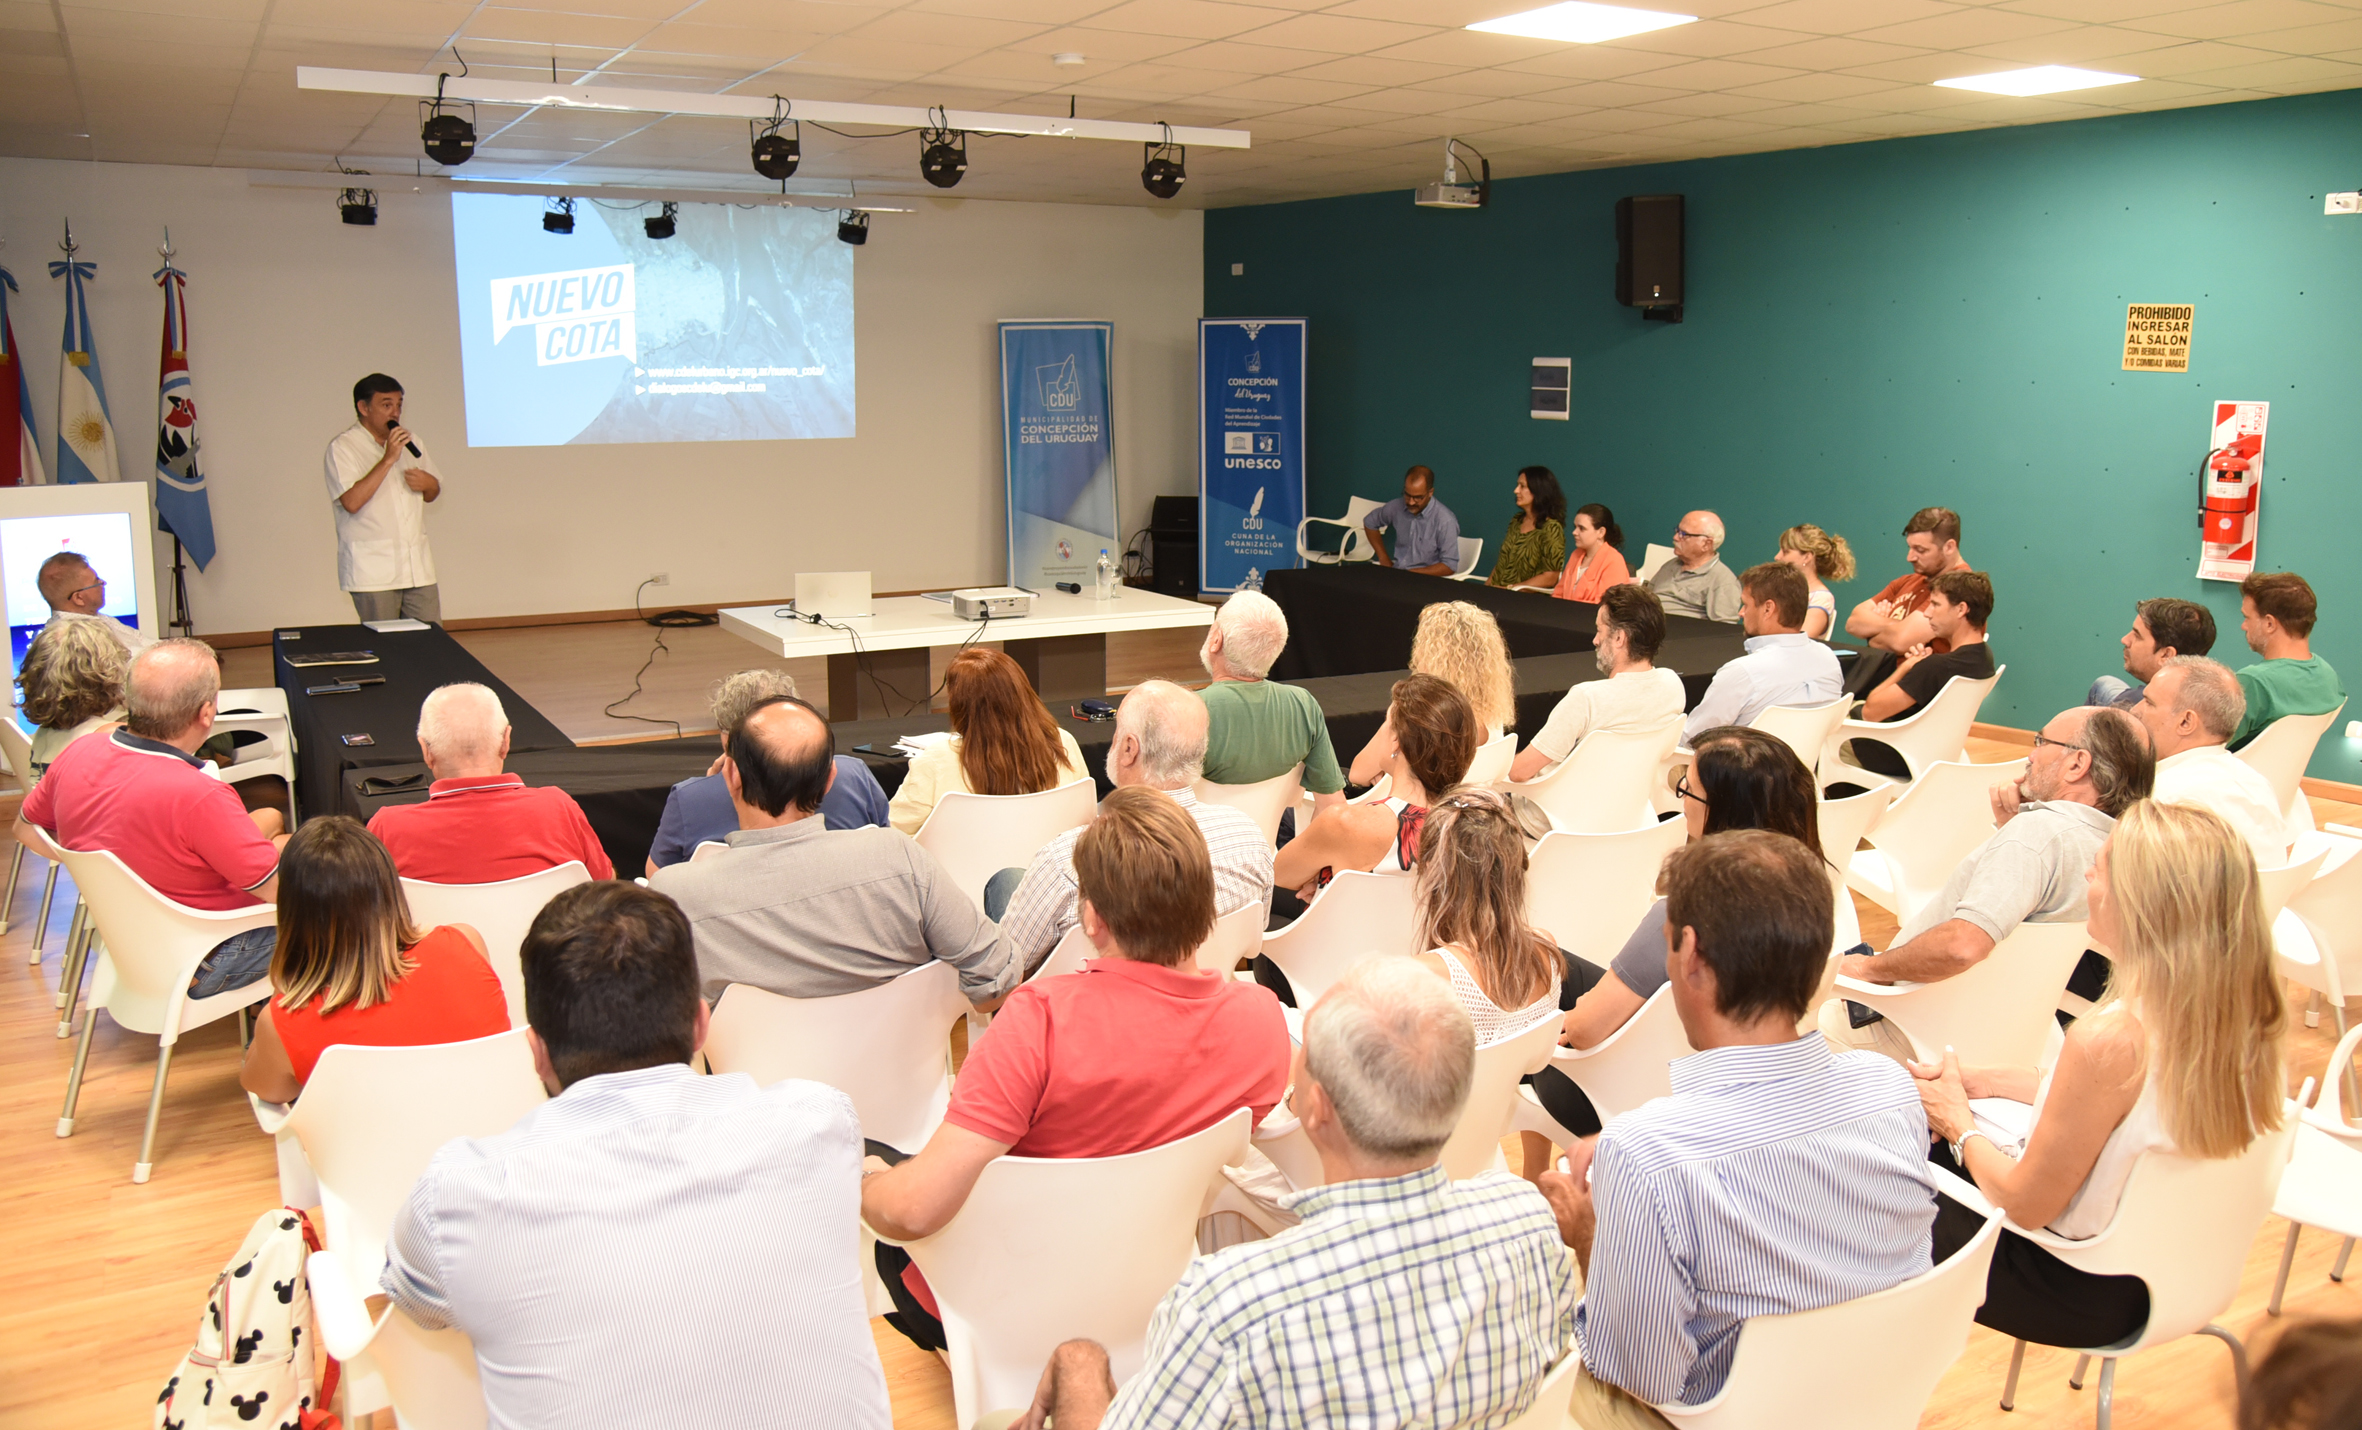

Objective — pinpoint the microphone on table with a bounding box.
[1055,581,1082,594]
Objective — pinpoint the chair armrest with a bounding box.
[1926,1162,1993,1215]
[248,1092,292,1135]
[1832,973,1928,997]
[862,1216,910,1250]
[306,1249,388,1362]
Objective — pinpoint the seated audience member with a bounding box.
[646,669,890,873]
[1197,590,1346,813]
[1274,673,1478,903]
[1829,705,2153,1059]
[1774,523,1856,640]
[651,695,1015,1007]
[2230,571,2344,749]
[366,682,613,883]
[860,788,1291,1354]
[1844,506,1973,691]
[2244,1316,2362,1430]
[1410,600,1516,742]
[1001,959,1575,1430]
[1682,562,1843,742]
[1644,510,1743,623]
[2088,597,2214,709]
[2135,656,2290,864]
[1538,830,1935,1425]
[997,680,1272,971]
[36,549,154,656]
[1551,503,1633,604]
[15,639,287,997]
[1526,727,1825,1170]
[16,617,127,782]
[1487,465,1567,590]
[888,647,1087,836]
[1511,584,1683,782]
[381,882,893,1428]
[1914,800,2285,1353]
[1413,789,1564,1043]
[1363,464,1463,577]
[1861,570,1995,723]
[238,816,508,1102]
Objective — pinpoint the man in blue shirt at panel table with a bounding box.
[644,668,890,877]
[1363,465,1464,577]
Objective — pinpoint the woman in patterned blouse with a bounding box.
[1486,465,1567,589]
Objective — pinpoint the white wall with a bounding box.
[0,158,1204,634]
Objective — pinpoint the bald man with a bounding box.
[1645,510,1743,623]
[650,695,1016,1008]
[1364,465,1463,577]
[366,681,613,883]
[995,680,1275,973]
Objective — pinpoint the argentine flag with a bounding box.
[49,256,120,485]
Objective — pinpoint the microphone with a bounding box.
[390,422,420,458]
[1055,581,1082,594]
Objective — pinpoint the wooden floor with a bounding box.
[7,674,2357,1427]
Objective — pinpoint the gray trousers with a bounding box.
[351,584,441,624]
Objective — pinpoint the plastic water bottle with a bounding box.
[1095,548,1116,600]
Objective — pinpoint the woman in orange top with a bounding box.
[1550,502,1633,603]
[240,815,509,1101]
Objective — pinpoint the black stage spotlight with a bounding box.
[543,196,575,234]
[338,186,378,226]
[837,210,869,246]
[420,110,475,165]
[752,105,801,181]
[644,201,678,240]
[1141,133,1186,200]
[919,118,967,189]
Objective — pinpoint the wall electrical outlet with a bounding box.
[2346,720,2362,739]
[648,572,670,587]
[2327,192,2360,214]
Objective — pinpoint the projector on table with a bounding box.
[951,587,1033,621]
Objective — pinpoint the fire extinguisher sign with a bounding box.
[2198,400,2268,583]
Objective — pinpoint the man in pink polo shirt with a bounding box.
[367,683,613,884]
[859,786,1291,1353]
[16,639,289,995]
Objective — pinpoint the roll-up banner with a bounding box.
[1001,320,1118,592]
[1199,318,1306,594]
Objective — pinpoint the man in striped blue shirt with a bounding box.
[1541,831,1936,1428]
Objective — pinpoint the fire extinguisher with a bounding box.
[2199,434,2260,543]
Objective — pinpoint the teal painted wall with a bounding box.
[1205,89,2362,781]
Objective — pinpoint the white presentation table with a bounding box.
[719,586,1215,721]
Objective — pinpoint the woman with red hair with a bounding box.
[887,647,1088,838]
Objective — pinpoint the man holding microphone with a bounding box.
[325,373,443,623]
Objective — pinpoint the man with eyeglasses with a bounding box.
[36,551,153,657]
[1643,511,1742,623]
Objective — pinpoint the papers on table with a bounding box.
[891,730,955,759]
[362,618,432,633]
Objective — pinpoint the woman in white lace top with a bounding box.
[1409,788,1564,1049]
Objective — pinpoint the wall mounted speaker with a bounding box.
[1615,195,1684,323]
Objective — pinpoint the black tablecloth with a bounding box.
[1264,565,1605,680]
[345,743,725,878]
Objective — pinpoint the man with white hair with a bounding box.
[1643,510,1742,623]
[2134,655,2290,864]
[645,668,890,875]
[1197,590,1346,814]
[366,682,612,883]
[994,680,1273,971]
[994,958,1574,1430]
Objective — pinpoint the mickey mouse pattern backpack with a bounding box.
[156,1206,341,1430]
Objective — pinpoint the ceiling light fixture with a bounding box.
[644,201,678,240]
[751,97,800,182]
[1141,126,1186,200]
[838,210,870,245]
[1053,52,1086,67]
[1932,65,2140,96]
[1414,137,1490,210]
[543,196,575,233]
[1468,1,1694,44]
[418,72,477,166]
[338,187,377,226]
[920,111,968,189]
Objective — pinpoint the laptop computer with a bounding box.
[794,570,874,620]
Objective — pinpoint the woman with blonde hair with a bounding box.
[240,816,508,1102]
[1775,522,1856,639]
[16,617,129,781]
[1412,787,1563,1044]
[1914,799,2287,1347]
[888,646,1087,836]
[1409,600,1516,741]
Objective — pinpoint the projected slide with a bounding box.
[450,193,855,447]
[3,511,141,677]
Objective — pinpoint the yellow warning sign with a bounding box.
[2122,304,2193,372]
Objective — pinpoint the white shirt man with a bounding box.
[36,553,153,656]
[1512,585,1685,783]
[2134,655,2290,865]
[325,374,441,623]
[1683,563,1841,742]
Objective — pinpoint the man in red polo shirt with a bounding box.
[859,786,1291,1353]
[366,683,613,883]
[16,639,288,995]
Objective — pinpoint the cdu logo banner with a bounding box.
[1000,320,1117,591]
[1037,354,1081,409]
[1199,318,1306,594]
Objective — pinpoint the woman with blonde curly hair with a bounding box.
[1409,600,1515,741]
[16,617,129,781]
[1775,522,1856,639]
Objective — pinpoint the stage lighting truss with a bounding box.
[543,196,576,233]
[644,201,678,240]
[837,209,870,246]
[920,110,968,190]
[418,72,476,166]
[1141,126,1186,200]
[751,98,801,183]
[338,186,378,226]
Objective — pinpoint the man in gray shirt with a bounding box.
[651,695,1017,1008]
[1646,510,1743,623]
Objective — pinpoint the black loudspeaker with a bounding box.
[1148,495,1199,598]
[1615,194,1684,323]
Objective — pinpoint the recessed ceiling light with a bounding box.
[1467,2,1695,44]
[1052,52,1086,67]
[1933,65,2139,96]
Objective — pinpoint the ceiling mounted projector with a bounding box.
[1415,137,1489,210]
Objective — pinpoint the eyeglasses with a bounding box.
[68,578,104,599]
[2030,732,2085,753]
[1674,529,1709,541]
[1668,769,1707,803]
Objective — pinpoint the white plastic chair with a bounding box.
[1818,785,1891,954]
[2237,702,2346,836]
[1029,897,1269,985]
[1508,721,1684,834]
[1441,1016,1564,1180]
[1465,730,1517,785]
[1296,495,1384,565]
[1449,535,1486,579]
[214,685,300,820]
[2269,1023,2362,1313]
[1937,1113,2301,1430]
[1525,820,1685,973]
[1257,870,1420,1008]
[1821,666,2006,793]
[2274,840,2362,1036]
[702,962,967,1152]
[1512,984,1694,1144]
[689,839,729,862]
[52,846,277,1182]
[1845,758,2028,918]
[0,717,62,951]
[309,1251,488,1430]
[1193,765,1303,847]
[1654,1213,2005,1430]
[1641,542,1676,581]
[1835,920,2090,1070]
[1501,1352,1584,1430]
[1751,698,1850,780]
[880,1109,1252,1429]
[401,861,593,1025]
[916,778,1098,913]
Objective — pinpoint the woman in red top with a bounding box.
[240,816,510,1101]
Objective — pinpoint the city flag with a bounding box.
[0,264,39,486]
[49,253,120,484]
[153,261,215,569]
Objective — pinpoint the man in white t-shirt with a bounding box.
[324,372,442,623]
[36,551,154,656]
[1511,584,1685,782]
[2133,655,2290,865]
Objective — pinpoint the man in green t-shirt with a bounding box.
[2229,570,2344,750]
[1195,591,1347,813]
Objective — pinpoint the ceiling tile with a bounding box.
[1853,9,2084,46]
[1283,53,1466,85]
[1073,0,1302,42]
[1722,0,1965,36]
[1627,113,1784,138]
[2172,51,2362,81]
[661,0,882,28]
[1233,13,1442,55]
[1616,56,1809,87]
[1608,19,1833,56]
[2123,0,2359,39]
[1733,35,1935,67]
[1160,38,1337,72]
[904,0,1107,21]
[2239,15,2362,50]
[2077,38,2288,71]
[1630,88,1790,114]
[461,13,655,48]
[1724,70,1907,99]
[1956,22,2198,61]
[1207,72,1385,103]
[843,9,1053,47]
[1992,0,2220,18]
